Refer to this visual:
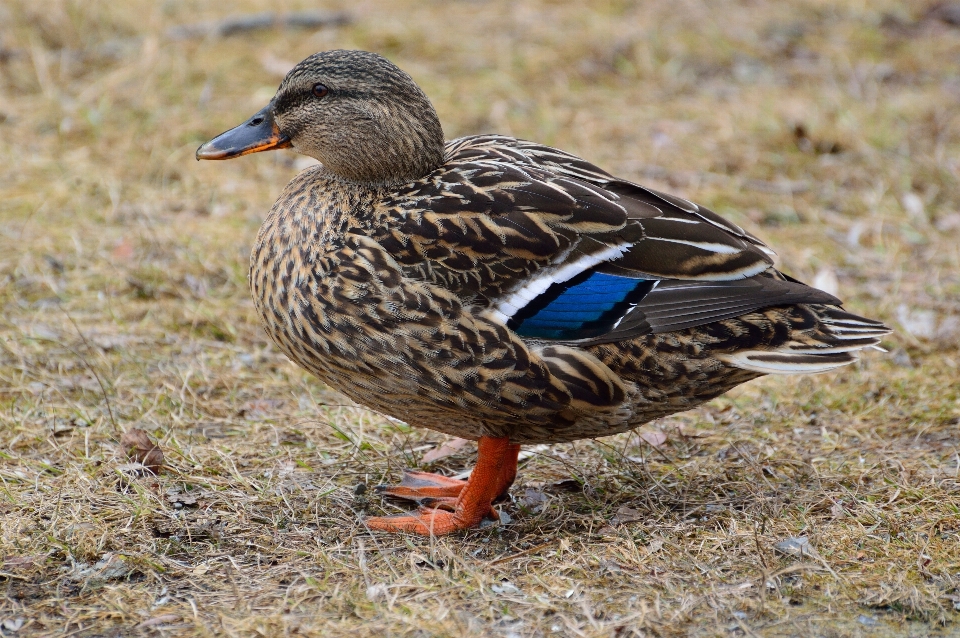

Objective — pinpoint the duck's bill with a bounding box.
[196,104,291,160]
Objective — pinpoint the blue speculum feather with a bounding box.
[509,271,655,340]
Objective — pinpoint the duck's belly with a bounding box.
[249,213,759,443]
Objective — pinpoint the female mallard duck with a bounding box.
[197,50,889,535]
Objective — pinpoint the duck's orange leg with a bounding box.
[366,437,520,535]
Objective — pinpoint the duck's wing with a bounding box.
[372,135,839,345]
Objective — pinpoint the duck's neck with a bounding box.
[297,107,446,187]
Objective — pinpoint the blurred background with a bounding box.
[1,0,959,635]
[2,1,958,344]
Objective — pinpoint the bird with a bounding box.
[196,49,890,535]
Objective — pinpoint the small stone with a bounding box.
[491,580,521,595]
[0,618,25,632]
[774,536,821,560]
[366,582,388,602]
[857,614,878,626]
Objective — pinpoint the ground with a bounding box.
[1,0,959,636]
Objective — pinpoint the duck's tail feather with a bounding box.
[717,306,891,375]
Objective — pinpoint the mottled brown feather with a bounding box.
[231,50,891,444]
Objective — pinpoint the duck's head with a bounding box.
[196,50,445,185]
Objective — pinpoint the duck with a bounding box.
[196,49,890,536]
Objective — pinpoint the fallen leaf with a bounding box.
[134,614,180,629]
[69,554,132,585]
[519,488,547,511]
[774,536,821,560]
[638,430,668,449]
[676,426,715,439]
[545,478,582,493]
[830,500,848,518]
[166,489,198,508]
[422,437,470,463]
[611,505,646,525]
[120,428,163,474]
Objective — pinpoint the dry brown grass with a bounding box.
[2,0,959,635]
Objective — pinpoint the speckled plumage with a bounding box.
[199,50,890,532]
[245,130,887,444]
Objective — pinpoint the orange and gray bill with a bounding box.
[196,103,291,160]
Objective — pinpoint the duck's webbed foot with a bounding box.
[366,437,520,536]
[374,470,467,500]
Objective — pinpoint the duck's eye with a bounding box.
[312,83,329,98]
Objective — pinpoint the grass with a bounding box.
[1,0,959,635]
